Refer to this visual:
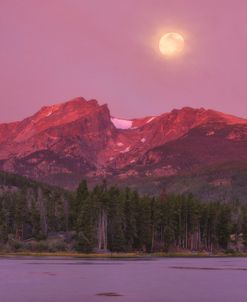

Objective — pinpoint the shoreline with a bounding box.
[0,251,246,258]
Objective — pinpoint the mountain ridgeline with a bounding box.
[1,97,247,201]
[0,171,247,253]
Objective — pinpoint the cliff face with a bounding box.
[1,97,247,193]
[0,98,115,184]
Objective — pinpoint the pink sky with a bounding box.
[0,0,247,122]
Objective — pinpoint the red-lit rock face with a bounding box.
[0,97,247,188]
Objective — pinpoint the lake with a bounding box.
[0,257,247,302]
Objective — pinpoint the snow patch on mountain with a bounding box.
[206,131,215,136]
[146,117,156,124]
[46,110,53,117]
[111,117,133,129]
[120,146,130,153]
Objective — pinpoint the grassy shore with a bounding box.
[0,251,246,258]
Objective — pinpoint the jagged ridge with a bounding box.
[0,97,247,197]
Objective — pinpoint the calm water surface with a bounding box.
[0,257,247,302]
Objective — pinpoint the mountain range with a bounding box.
[1,97,247,201]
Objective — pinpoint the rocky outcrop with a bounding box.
[0,97,247,189]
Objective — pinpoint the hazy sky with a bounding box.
[1,0,247,122]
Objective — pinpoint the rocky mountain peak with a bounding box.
[0,97,247,190]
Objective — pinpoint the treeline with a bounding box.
[0,176,247,253]
[73,181,247,253]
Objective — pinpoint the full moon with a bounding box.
[159,32,184,57]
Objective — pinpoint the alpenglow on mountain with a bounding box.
[1,97,247,200]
